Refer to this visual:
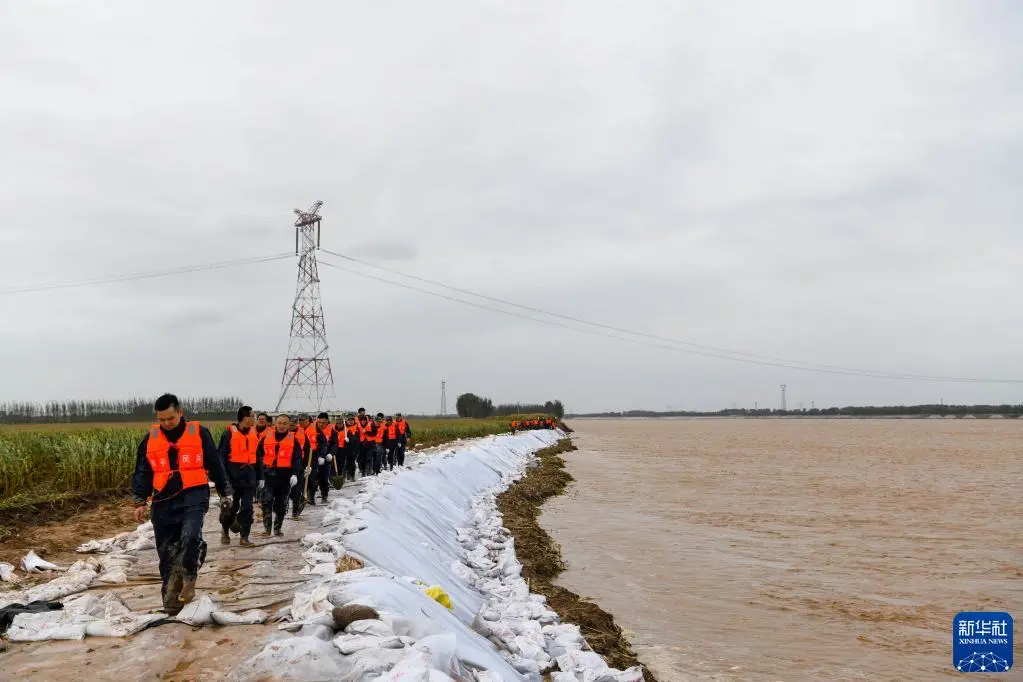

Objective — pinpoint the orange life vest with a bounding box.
[262,429,296,469]
[346,424,358,441]
[372,422,384,444]
[357,418,371,442]
[227,424,258,465]
[322,424,335,441]
[304,424,317,447]
[146,421,208,493]
[386,422,397,439]
[396,419,408,435]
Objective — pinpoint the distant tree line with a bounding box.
[455,393,565,419]
[568,403,1023,418]
[0,396,245,424]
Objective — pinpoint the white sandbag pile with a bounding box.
[75,521,156,553]
[233,430,646,681]
[5,593,163,641]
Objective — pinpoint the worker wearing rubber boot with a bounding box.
[342,415,359,482]
[394,413,412,466]
[217,405,259,546]
[132,394,232,616]
[356,412,373,477]
[256,414,301,537]
[371,413,387,475]
[290,416,312,518]
[384,416,397,471]
[313,412,339,501]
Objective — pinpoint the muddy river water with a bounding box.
[541,418,1023,681]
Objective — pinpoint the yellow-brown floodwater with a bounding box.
[541,418,1023,681]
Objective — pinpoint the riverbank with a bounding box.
[496,439,657,682]
[1,430,643,680]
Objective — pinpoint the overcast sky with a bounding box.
[2,1,1022,414]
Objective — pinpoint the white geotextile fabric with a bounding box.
[234,430,645,682]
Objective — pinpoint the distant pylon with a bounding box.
[780,384,787,412]
[440,380,447,416]
[275,201,335,412]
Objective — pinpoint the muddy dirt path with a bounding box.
[2,479,364,681]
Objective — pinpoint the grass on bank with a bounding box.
[496,438,657,682]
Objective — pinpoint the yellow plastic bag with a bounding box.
[424,585,453,610]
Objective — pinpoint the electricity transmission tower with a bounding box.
[780,384,787,412]
[440,380,447,416]
[275,201,335,412]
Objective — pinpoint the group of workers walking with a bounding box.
[130,394,413,616]
[510,416,559,431]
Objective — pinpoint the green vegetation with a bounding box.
[455,392,565,418]
[0,417,516,510]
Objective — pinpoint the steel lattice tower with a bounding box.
[275,201,335,412]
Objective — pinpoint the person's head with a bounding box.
[346,415,356,426]
[237,405,254,429]
[298,414,311,427]
[357,407,366,416]
[155,393,182,430]
[316,411,329,428]
[256,412,269,428]
[385,416,393,424]
[395,413,404,421]
[275,414,291,432]
[375,412,384,423]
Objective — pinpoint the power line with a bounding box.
[317,256,1022,383]
[319,249,1023,384]
[0,252,294,296]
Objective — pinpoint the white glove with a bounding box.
[325,454,332,462]
[305,466,312,474]
[317,457,325,466]
[289,475,298,487]
[257,480,265,491]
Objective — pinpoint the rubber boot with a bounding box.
[178,578,196,606]
[263,518,272,535]
[220,529,230,545]
[239,536,253,547]
[164,567,184,616]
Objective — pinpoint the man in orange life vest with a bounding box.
[311,412,338,503]
[131,393,232,615]
[255,413,302,536]
[342,414,359,481]
[291,414,314,516]
[217,405,259,546]
[393,413,412,467]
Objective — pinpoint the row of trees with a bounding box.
[0,397,245,424]
[570,403,1023,418]
[455,393,566,419]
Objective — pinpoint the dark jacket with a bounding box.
[132,418,231,505]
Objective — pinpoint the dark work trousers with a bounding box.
[261,471,291,532]
[305,461,319,504]
[342,444,357,481]
[290,470,307,515]
[316,456,334,498]
[385,445,395,470]
[395,440,407,466]
[359,443,372,476]
[372,444,385,475]
[223,482,255,537]
[151,486,209,597]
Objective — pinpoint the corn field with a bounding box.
[0,418,514,507]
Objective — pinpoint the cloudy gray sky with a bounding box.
[2,1,1022,414]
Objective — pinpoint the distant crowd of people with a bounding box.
[510,416,559,431]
